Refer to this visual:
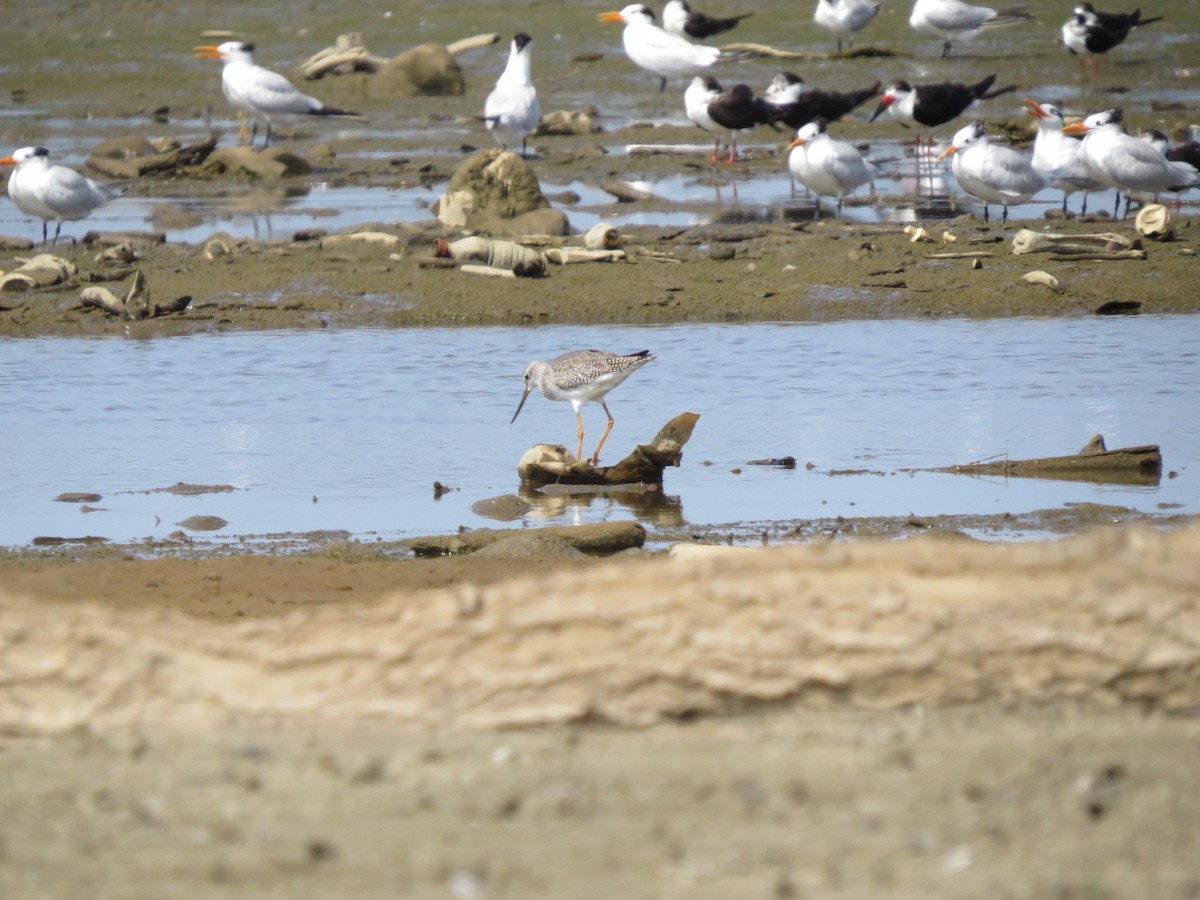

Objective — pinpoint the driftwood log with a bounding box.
[403,520,645,557]
[940,434,1162,485]
[518,412,700,486]
[1011,229,1145,260]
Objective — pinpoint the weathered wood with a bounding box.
[403,520,645,557]
[517,412,700,486]
[939,435,1161,485]
[1011,229,1137,256]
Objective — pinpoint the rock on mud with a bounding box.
[434,148,568,236]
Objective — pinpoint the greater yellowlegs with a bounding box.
[510,349,655,465]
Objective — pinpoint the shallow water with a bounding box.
[2,316,1196,549]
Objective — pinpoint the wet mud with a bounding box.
[2,2,1199,896]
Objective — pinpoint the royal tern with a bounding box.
[938,121,1047,222]
[762,72,880,129]
[871,74,1014,139]
[194,41,361,149]
[1061,4,1161,72]
[1063,108,1200,217]
[510,349,655,466]
[483,33,541,158]
[663,0,752,39]
[814,0,884,51]
[908,0,1033,59]
[685,76,782,162]
[599,4,748,92]
[1,146,122,244]
[1023,98,1103,215]
[786,118,878,216]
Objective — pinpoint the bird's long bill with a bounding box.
[786,137,807,152]
[194,45,222,60]
[936,145,958,160]
[1022,98,1045,119]
[510,384,533,425]
[0,156,16,167]
[869,100,889,123]
[597,11,625,23]
[1061,122,1088,135]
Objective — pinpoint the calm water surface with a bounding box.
[2,316,1196,548]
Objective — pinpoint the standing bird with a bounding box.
[1061,4,1162,72]
[786,118,878,217]
[762,72,881,129]
[686,77,782,163]
[1063,108,1200,218]
[663,0,752,39]
[938,120,1047,222]
[908,0,1034,59]
[510,349,656,466]
[1023,98,1103,215]
[484,33,541,159]
[1139,128,1200,172]
[814,0,884,51]
[1,146,122,244]
[194,41,362,149]
[599,4,749,92]
[871,74,1015,143]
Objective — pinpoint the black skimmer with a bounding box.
[908,0,1034,58]
[194,41,362,149]
[1,147,123,244]
[762,72,881,129]
[871,74,1015,140]
[685,76,783,162]
[663,0,752,39]
[1061,4,1162,72]
[483,33,541,158]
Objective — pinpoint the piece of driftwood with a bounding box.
[79,269,191,320]
[518,412,700,486]
[720,42,896,60]
[1011,229,1138,256]
[299,32,498,81]
[940,434,1162,485]
[403,520,646,557]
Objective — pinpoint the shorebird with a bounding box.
[685,76,782,162]
[786,118,878,216]
[484,33,541,158]
[938,120,1047,222]
[1139,128,1200,172]
[1063,107,1200,218]
[194,41,362,149]
[0,146,123,243]
[1061,3,1162,73]
[762,72,881,129]
[871,74,1014,143]
[599,4,751,92]
[908,0,1033,58]
[814,0,884,51]
[663,0,752,39]
[1023,98,1103,215]
[511,349,656,466]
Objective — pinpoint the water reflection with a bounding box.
[1,317,1197,549]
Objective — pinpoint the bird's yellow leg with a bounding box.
[590,402,616,466]
[576,411,585,463]
[238,111,249,144]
